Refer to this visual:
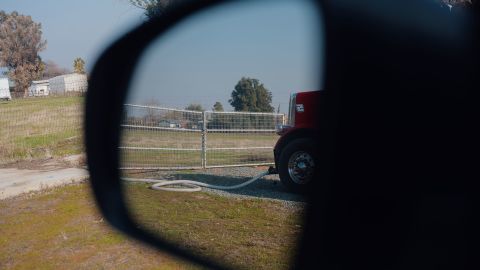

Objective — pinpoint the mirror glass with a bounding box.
[120,0,323,268]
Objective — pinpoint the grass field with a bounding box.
[121,129,278,148]
[0,96,83,164]
[120,148,273,168]
[0,183,197,269]
[124,182,304,269]
[0,182,304,269]
[120,129,278,168]
[0,96,278,168]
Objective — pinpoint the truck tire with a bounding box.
[278,138,318,193]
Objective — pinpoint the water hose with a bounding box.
[122,167,277,192]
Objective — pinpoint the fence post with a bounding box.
[201,111,207,169]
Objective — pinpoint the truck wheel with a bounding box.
[278,138,318,193]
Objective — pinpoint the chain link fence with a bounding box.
[0,95,84,165]
[1,94,284,170]
[120,104,285,170]
[0,74,88,164]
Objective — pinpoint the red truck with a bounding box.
[274,90,321,193]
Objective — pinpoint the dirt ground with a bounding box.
[0,154,86,170]
[0,154,88,200]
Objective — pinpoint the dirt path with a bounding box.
[0,155,88,200]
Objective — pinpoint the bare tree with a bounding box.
[441,0,474,5]
[0,11,46,96]
[439,0,478,7]
[128,0,180,19]
[42,60,70,79]
[185,103,204,112]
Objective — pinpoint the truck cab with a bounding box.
[274,90,321,193]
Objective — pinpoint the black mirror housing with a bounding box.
[86,0,479,268]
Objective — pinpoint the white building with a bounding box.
[0,77,12,100]
[28,80,50,96]
[49,73,87,95]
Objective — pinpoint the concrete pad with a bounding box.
[0,168,89,200]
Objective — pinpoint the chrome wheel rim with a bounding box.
[287,151,315,184]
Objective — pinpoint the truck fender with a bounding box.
[274,128,318,169]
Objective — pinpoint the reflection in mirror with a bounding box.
[120,0,323,268]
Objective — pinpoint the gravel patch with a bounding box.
[125,167,307,209]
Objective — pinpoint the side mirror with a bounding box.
[86,0,324,268]
[86,0,477,268]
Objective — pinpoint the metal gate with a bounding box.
[120,104,284,170]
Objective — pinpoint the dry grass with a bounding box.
[120,129,278,168]
[121,129,278,149]
[0,96,278,168]
[0,182,304,269]
[0,183,199,269]
[125,183,304,270]
[0,97,83,164]
[121,148,273,168]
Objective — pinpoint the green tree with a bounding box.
[0,11,46,96]
[212,101,224,112]
[128,0,178,19]
[185,103,204,112]
[73,57,86,74]
[209,102,226,129]
[229,77,274,112]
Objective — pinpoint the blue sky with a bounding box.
[1,0,323,112]
[1,0,144,70]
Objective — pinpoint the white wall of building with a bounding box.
[29,80,50,96]
[0,78,12,100]
[49,73,88,95]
